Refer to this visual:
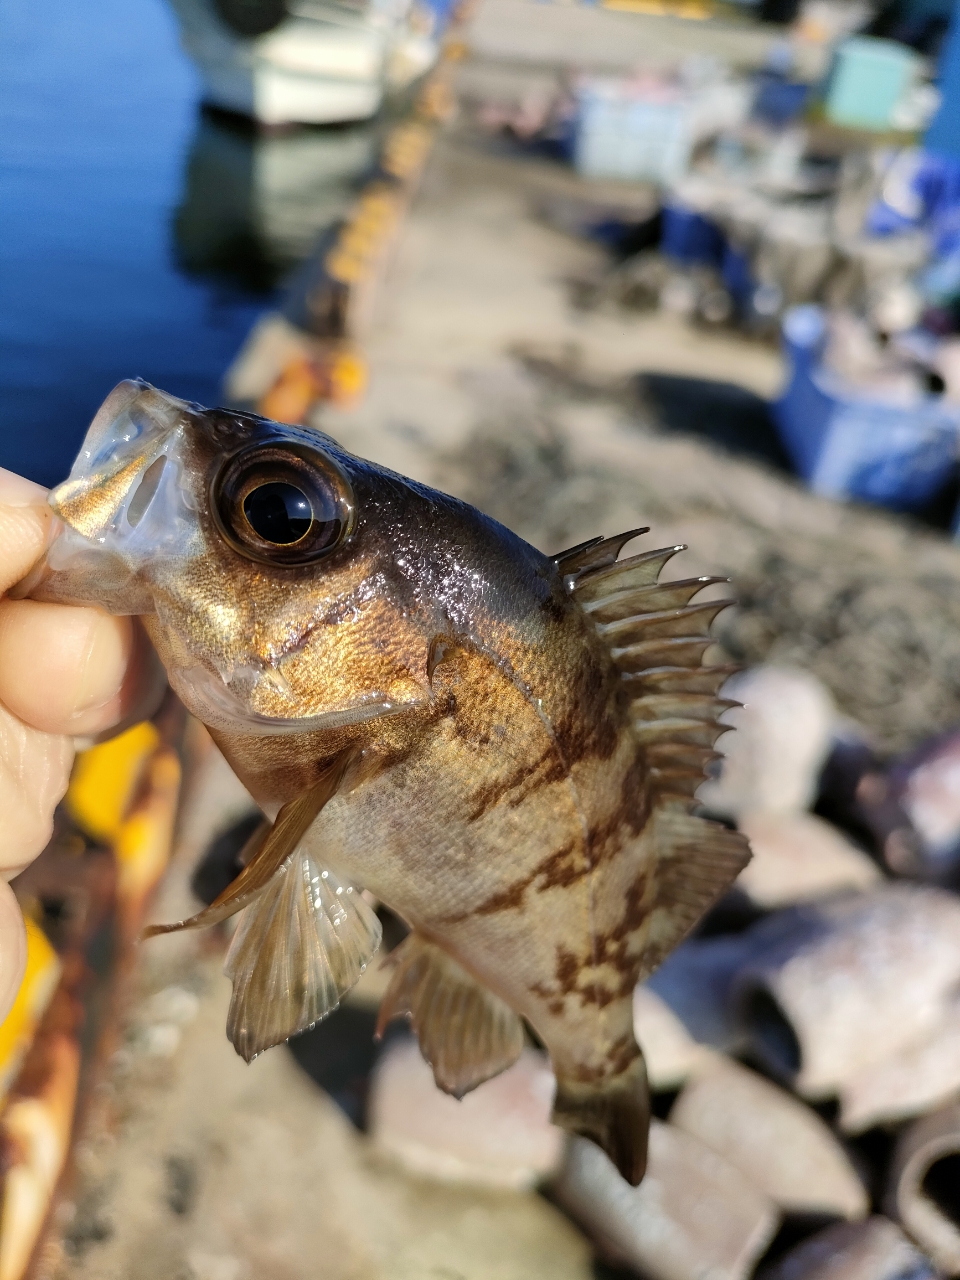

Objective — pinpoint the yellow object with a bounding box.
[329,350,367,405]
[259,347,368,423]
[114,747,181,926]
[602,0,711,15]
[259,355,324,425]
[0,921,61,1102]
[66,721,160,844]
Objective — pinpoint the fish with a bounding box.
[20,379,750,1185]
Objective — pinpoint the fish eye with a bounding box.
[243,482,313,544]
[212,441,354,567]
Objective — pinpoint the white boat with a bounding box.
[169,0,440,125]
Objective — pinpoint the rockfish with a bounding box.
[22,381,749,1184]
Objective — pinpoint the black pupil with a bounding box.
[243,482,313,544]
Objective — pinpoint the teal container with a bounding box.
[825,37,920,130]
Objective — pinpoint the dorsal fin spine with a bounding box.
[622,665,738,696]
[554,528,649,576]
[598,599,734,645]
[573,544,686,600]
[583,576,729,622]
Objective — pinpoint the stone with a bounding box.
[735,884,960,1097]
[735,811,880,908]
[632,985,717,1090]
[553,1125,778,1280]
[760,1218,935,1280]
[697,666,837,819]
[368,1039,564,1190]
[669,1057,867,1219]
[886,1103,960,1274]
[840,996,960,1133]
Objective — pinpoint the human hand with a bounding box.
[0,467,165,1020]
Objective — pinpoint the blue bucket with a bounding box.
[775,306,960,512]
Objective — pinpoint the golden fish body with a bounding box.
[26,381,749,1184]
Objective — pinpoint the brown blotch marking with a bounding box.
[461,839,582,919]
[539,588,569,625]
[576,981,619,1009]
[465,747,567,823]
[553,659,621,766]
[588,879,654,1002]
[527,875,654,1010]
[567,1035,642,1085]
[470,878,530,916]
[533,841,583,891]
[608,1033,643,1076]
[528,944,615,1010]
[556,946,580,993]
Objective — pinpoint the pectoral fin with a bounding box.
[143,749,356,939]
[224,852,382,1061]
[377,933,525,1098]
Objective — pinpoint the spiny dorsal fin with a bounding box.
[583,576,729,624]
[567,530,750,974]
[376,932,525,1098]
[622,665,738,696]
[574,545,686,601]
[554,528,649,577]
[225,852,382,1061]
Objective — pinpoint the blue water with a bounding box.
[0,0,266,486]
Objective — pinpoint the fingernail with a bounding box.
[0,467,50,508]
[72,614,129,718]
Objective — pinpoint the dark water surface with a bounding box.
[0,0,266,486]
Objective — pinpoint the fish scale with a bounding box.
[22,380,751,1187]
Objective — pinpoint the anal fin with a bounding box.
[552,1054,650,1186]
[377,933,525,1098]
[225,852,382,1062]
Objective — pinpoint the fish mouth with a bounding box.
[49,381,191,541]
[16,382,198,612]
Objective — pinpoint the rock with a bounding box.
[646,933,756,1055]
[735,811,881,908]
[760,1217,935,1280]
[698,666,837,819]
[368,1039,564,1189]
[879,729,960,882]
[632,985,717,1090]
[885,1102,960,1275]
[552,1124,779,1280]
[669,1058,868,1219]
[840,997,960,1132]
[734,884,960,1098]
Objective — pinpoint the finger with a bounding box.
[92,618,168,740]
[0,468,55,595]
[0,601,150,736]
[0,879,28,1022]
[0,700,73,876]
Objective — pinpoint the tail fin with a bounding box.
[552,1054,650,1186]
